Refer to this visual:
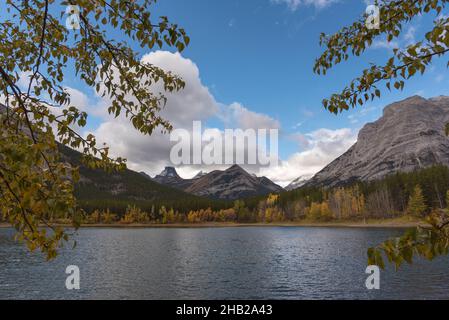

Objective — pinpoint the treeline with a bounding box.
[3,165,447,225]
[79,165,449,224]
[36,165,448,225]
[59,144,233,214]
[56,182,448,225]
[274,165,449,221]
[77,197,232,217]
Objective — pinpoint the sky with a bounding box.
[11,0,449,186]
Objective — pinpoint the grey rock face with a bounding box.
[306,95,449,187]
[153,166,194,190]
[285,174,313,191]
[152,165,284,200]
[185,165,284,200]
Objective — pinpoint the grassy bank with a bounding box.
[0,216,425,229]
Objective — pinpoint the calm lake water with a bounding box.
[0,226,448,299]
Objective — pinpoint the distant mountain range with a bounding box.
[6,94,449,204]
[58,145,219,212]
[299,95,449,188]
[151,165,284,200]
[59,143,283,205]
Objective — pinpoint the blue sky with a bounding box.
[18,0,449,185]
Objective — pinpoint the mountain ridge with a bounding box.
[151,165,284,200]
[304,95,449,187]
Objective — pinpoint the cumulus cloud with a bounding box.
[82,51,281,177]
[259,128,357,186]
[87,51,219,175]
[63,51,355,186]
[220,102,280,130]
[372,39,399,50]
[5,50,357,187]
[65,87,90,111]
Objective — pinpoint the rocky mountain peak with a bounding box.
[306,95,449,187]
[151,164,283,200]
[157,166,180,178]
[227,164,246,172]
[184,165,283,200]
[152,166,190,190]
[382,95,429,118]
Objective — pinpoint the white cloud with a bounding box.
[50,50,359,190]
[272,0,337,11]
[259,128,357,186]
[87,51,219,176]
[17,71,33,89]
[435,74,445,83]
[65,87,89,111]
[5,50,357,188]
[404,26,416,45]
[371,24,419,51]
[220,102,280,130]
[372,39,399,50]
[84,51,281,178]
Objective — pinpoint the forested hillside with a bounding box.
[276,165,449,221]
[59,145,231,215]
[59,163,449,224]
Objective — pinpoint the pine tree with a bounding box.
[407,185,427,216]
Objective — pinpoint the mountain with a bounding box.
[152,166,194,190]
[193,171,208,179]
[285,174,313,191]
[139,171,153,180]
[306,95,449,187]
[151,165,283,200]
[185,165,284,200]
[58,146,223,213]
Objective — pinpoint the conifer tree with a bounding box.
[407,185,427,216]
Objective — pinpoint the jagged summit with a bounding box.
[151,164,283,200]
[185,165,283,200]
[157,166,180,178]
[152,166,190,189]
[226,164,247,173]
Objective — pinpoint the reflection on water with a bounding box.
[0,227,448,299]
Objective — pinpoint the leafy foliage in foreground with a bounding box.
[315,0,449,113]
[314,0,449,269]
[0,0,189,258]
[368,210,449,269]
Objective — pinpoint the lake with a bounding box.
[0,226,448,299]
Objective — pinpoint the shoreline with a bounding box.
[0,218,425,229]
